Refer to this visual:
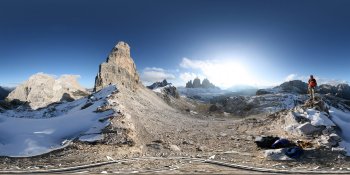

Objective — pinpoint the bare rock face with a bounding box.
[185,78,217,89]
[7,73,89,109]
[94,41,140,92]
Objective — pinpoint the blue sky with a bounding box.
[1,0,350,88]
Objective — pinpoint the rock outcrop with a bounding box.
[257,80,308,95]
[7,73,89,109]
[185,78,217,89]
[148,79,179,99]
[319,83,350,100]
[147,79,170,90]
[94,41,140,92]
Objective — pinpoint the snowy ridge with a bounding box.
[0,85,118,157]
[152,84,171,93]
[329,107,350,156]
[282,96,350,156]
[251,93,307,114]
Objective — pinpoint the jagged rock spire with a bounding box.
[94,41,140,92]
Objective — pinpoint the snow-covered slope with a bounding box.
[329,107,350,156]
[0,85,117,157]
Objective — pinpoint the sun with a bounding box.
[202,61,254,89]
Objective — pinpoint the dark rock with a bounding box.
[163,86,180,98]
[255,136,280,149]
[196,145,207,151]
[182,140,194,145]
[147,143,162,149]
[209,104,221,112]
[256,89,273,95]
[152,140,163,144]
[279,80,308,94]
[81,102,94,110]
[60,93,75,102]
[147,79,170,90]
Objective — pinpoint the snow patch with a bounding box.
[329,107,350,156]
[303,109,335,127]
[0,85,117,157]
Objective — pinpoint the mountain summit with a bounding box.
[6,73,88,109]
[94,41,140,92]
[185,78,218,89]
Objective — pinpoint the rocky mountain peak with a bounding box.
[147,79,170,90]
[185,78,217,89]
[108,41,131,63]
[94,41,140,92]
[6,73,89,109]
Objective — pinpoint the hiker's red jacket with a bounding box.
[308,78,317,88]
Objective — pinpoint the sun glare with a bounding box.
[201,61,254,89]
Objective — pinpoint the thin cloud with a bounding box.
[140,67,176,85]
[179,72,205,82]
[285,74,297,81]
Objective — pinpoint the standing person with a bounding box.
[308,75,317,101]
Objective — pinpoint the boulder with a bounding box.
[169,145,181,152]
[94,41,140,92]
[162,86,180,98]
[264,148,293,161]
[209,104,218,112]
[297,122,323,136]
[7,73,88,109]
[329,133,342,142]
[318,135,340,148]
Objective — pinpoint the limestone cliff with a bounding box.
[7,73,89,109]
[94,41,140,92]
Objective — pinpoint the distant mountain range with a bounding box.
[256,80,350,100]
[185,78,219,89]
[0,86,13,100]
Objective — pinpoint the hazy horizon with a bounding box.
[1,0,350,89]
